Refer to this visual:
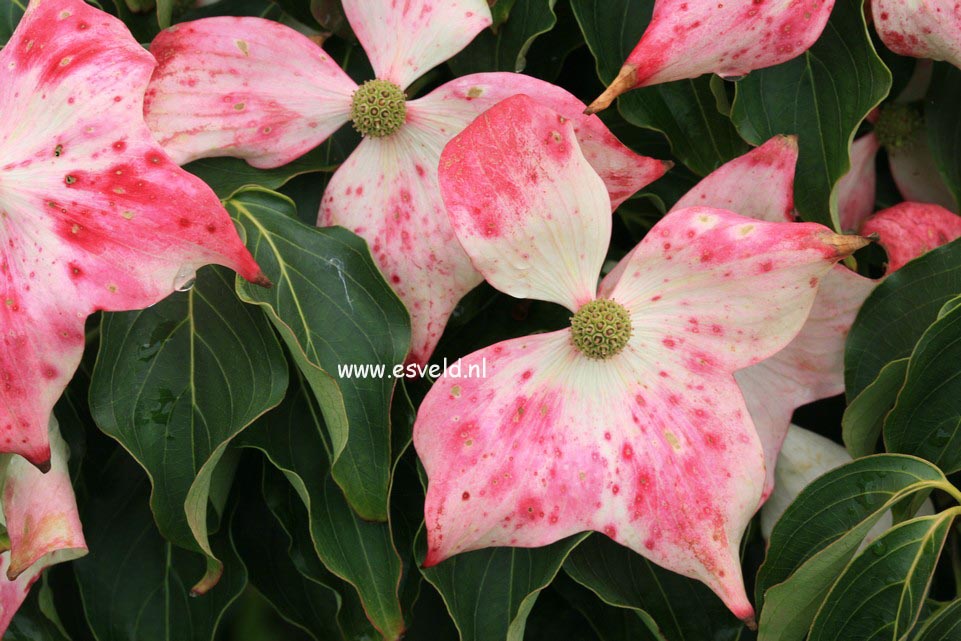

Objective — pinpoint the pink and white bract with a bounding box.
[0,0,266,467]
[862,202,961,274]
[144,0,668,364]
[669,136,877,501]
[0,417,85,635]
[586,0,836,114]
[416,95,867,622]
[873,1,961,70]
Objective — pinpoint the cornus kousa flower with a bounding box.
[143,0,667,364]
[0,0,267,468]
[663,136,877,501]
[0,417,84,634]
[872,0,961,70]
[414,94,868,623]
[586,0,836,114]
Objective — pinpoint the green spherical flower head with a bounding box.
[875,104,923,151]
[350,79,407,138]
[570,299,633,360]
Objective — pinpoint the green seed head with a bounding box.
[350,79,407,138]
[570,299,633,360]
[875,104,923,151]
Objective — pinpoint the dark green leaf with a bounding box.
[913,599,961,641]
[74,454,246,641]
[229,468,347,641]
[572,0,750,176]
[552,573,658,641]
[926,63,961,210]
[0,0,25,45]
[808,512,956,641]
[731,0,891,228]
[447,0,557,74]
[564,534,747,641]
[419,531,587,641]
[237,373,407,640]
[228,187,410,520]
[842,358,908,459]
[89,266,287,587]
[756,456,949,641]
[846,237,961,400]
[885,296,961,473]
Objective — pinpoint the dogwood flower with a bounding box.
[861,202,961,273]
[665,136,877,501]
[0,417,84,635]
[414,94,867,623]
[143,0,668,364]
[0,0,267,468]
[872,0,961,70]
[586,0,836,114]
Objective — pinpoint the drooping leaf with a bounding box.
[228,187,411,520]
[74,454,247,641]
[447,0,557,75]
[551,574,659,641]
[236,371,407,640]
[572,0,750,176]
[89,265,288,590]
[807,512,956,641]
[846,237,961,399]
[731,0,891,229]
[419,532,587,641]
[842,358,909,458]
[756,456,949,641]
[884,295,961,473]
[564,535,747,641]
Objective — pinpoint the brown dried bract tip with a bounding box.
[251,272,273,289]
[308,33,331,47]
[585,64,638,115]
[744,616,758,631]
[825,233,872,256]
[34,458,52,474]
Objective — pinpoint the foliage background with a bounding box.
[3,0,961,639]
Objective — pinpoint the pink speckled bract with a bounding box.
[144,2,669,364]
[862,202,961,273]
[420,97,868,623]
[0,417,86,635]
[0,0,266,467]
[587,0,835,113]
[873,0,961,70]
[667,138,877,501]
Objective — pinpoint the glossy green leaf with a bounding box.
[913,599,961,641]
[564,534,747,641]
[74,454,247,641]
[236,372,407,640]
[89,266,287,588]
[846,238,961,400]
[0,0,24,45]
[447,0,557,74]
[885,296,961,473]
[572,0,749,176]
[731,0,891,228]
[419,532,586,641]
[842,358,908,459]
[228,187,411,521]
[926,63,961,210]
[155,0,171,28]
[808,512,956,641]
[756,456,949,641]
